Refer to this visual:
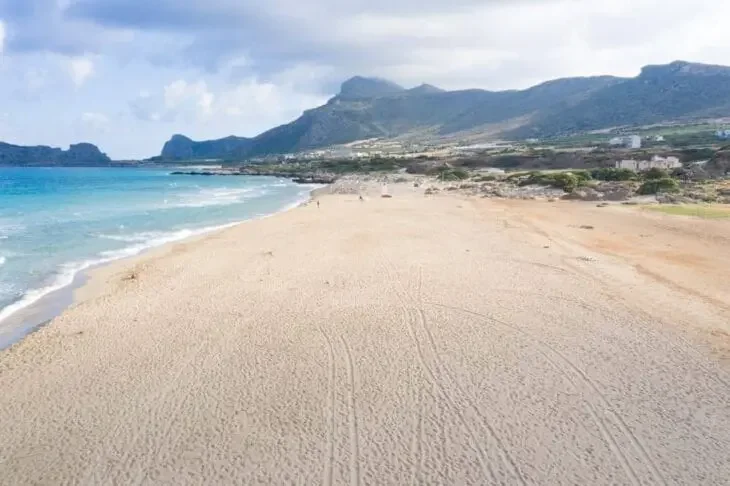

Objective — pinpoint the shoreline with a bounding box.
[0,186,324,351]
[0,185,727,484]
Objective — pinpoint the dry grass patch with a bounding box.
[644,205,730,219]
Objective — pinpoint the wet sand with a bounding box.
[0,187,728,485]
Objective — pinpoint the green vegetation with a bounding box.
[503,171,530,182]
[490,154,536,169]
[519,171,592,192]
[644,205,730,219]
[637,178,680,195]
[643,167,669,180]
[315,156,408,173]
[458,149,639,172]
[472,174,498,182]
[537,122,726,153]
[589,167,637,181]
[431,166,470,181]
[664,131,719,148]
[676,148,716,162]
[246,156,410,176]
[539,134,611,149]
[500,165,691,196]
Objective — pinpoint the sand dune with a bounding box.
[0,187,728,485]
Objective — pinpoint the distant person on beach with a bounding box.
[317,200,320,209]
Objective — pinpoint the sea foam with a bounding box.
[0,222,240,326]
[0,167,312,344]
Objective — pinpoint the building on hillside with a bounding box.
[716,129,730,140]
[609,135,642,149]
[616,160,637,170]
[627,135,642,149]
[327,147,356,159]
[616,155,681,172]
[609,137,624,146]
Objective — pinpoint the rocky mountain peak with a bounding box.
[338,76,405,99]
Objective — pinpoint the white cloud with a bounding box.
[0,20,5,54]
[129,76,327,137]
[80,112,110,131]
[198,90,215,117]
[67,56,95,86]
[304,0,720,89]
[128,80,216,123]
[60,0,730,91]
[0,111,9,139]
[129,90,162,122]
[8,0,730,92]
[217,80,325,122]
[24,68,48,92]
[3,0,730,160]
[163,79,215,119]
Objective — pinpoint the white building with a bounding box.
[609,135,642,149]
[616,160,638,170]
[615,155,681,172]
[609,137,624,146]
[716,129,730,140]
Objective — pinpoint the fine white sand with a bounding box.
[1,186,728,485]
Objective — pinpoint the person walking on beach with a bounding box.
[317,200,320,209]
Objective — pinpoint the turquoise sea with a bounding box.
[0,167,314,347]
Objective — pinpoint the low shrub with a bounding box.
[643,167,669,180]
[433,167,470,181]
[638,178,680,195]
[519,171,592,192]
[572,170,593,183]
[590,168,637,181]
[504,171,530,182]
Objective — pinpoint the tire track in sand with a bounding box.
[415,306,528,486]
[412,267,527,485]
[317,326,337,486]
[518,211,729,392]
[340,335,362,486]
[409,381,425,485]
[563,255,730,392]
[378,255,497,483]
[427,301,666,486]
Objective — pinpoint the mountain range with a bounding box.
[3,60,730,166]
[0,142,111,167]
[160,61,730,160]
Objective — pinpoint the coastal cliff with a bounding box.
[0,142,112,166]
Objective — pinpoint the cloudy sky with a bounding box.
[0,0,728,159]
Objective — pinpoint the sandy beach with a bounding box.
[1,184,729,485]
